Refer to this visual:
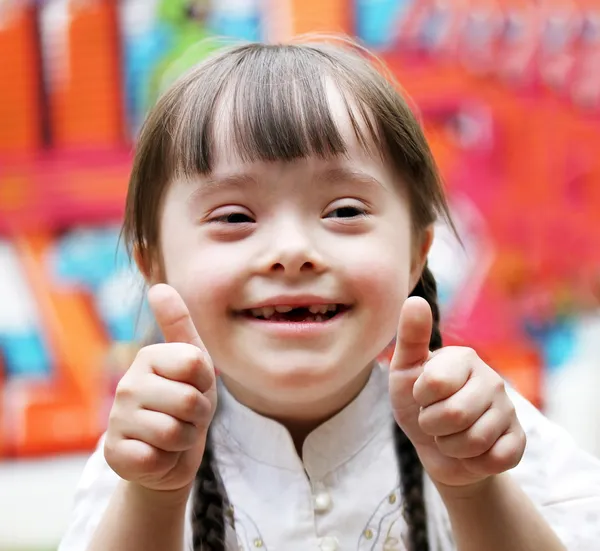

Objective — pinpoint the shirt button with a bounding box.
[313,491,332,512]
[319,536,339,551]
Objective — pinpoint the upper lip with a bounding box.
[238,295,348,310]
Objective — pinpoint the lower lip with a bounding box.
[238,311,349,337]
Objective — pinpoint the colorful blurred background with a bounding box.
[1,0,599,549]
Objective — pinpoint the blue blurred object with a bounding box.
[120,0,175,136]
[208,0,263,42]
[50,226,144,343]
[355,0,413,48]
[0,241,52,378]
[52,227,128,292]
[123,22,173,135]
[524,317,577,371]
[0,332,50,378]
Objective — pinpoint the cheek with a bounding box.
[351,257,409,315]
[157,198,244,341]
[345,232,413,339]
[164,246,246,346]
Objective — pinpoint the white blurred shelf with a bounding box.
[0,454,89,550]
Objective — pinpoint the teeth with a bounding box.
[261,306,275,318]
[315,315,324,322]
[250,304,340,319]
[249,307,276,318]
[308,305,331,314]
[308,304,337,314]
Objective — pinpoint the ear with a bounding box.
[133,246,162,286]
[409,225,434,291]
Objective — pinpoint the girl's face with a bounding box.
[150,92,432,419]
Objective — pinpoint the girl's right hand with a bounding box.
[104,284,217,494]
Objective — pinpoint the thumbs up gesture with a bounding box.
[104,284,217,493]
[389,297,526,489]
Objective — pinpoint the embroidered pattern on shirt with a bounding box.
[357,486,409,551]
[229,504,268,551]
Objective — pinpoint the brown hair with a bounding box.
[122,37,452,551]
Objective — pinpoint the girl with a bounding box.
[59,38,600,551]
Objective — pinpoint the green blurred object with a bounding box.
[148,0,227,106]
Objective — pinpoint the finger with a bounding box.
[418,375,493,436]
[462,426,526,475]
[413,347,475,408]
[148,284,205,348]
[434,405,511,459]
[104,438,177,480]
[390,296,433,372]
[138,373,213,425]
[134,343,214,392]
[122,409,199,453]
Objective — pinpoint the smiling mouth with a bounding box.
[239,304,351,322]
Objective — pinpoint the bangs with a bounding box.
[163,43,385,178]
[125,40,449,256]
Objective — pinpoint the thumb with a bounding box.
[148,284,205,349]
[391,296,433,372]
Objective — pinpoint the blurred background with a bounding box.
[0,0,599,549]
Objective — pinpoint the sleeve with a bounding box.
[57,435,122,551]
[508,387,600,551]
[58,435,202,551]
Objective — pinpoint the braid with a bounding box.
[393,263,442,551]
[192,431,227,551]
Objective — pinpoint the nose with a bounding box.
[259,216,326,277]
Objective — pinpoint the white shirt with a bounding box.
[59,366,600,551]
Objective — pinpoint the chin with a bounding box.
[255,352,365,392]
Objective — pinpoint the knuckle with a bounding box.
[114,379,136,402]
[158,417,184,446]
[103,437,120,466]
[133,446,164,473]
[511,431,527,463]
[421,367,446,393]
[468,430,494,455]
[461,347,479,363]
[490,438,525,471]
[443,403,468,427]
[180,387,202,417]
[417,408,433,431]
[135,345,156,364]
[489,451,513,471]
[107,406,123,429]
[178,345,204,373]
[491,376,506,394]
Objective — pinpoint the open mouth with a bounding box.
[240,304,350,323]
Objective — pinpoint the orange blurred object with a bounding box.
[0,2,43,152]
[44,0,124,149]
[265,0,351,41]
[1,234,110,456]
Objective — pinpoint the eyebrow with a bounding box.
[200,173,258,192]
[314,167,386,191]
[185,173,258,205]
[186,166,386,203]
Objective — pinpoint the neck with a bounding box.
[220,365,374,455]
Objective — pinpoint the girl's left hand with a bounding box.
[389,297,527,490]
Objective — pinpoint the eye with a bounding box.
[324,206,367,219]
[210,211,255,224]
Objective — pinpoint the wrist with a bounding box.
[122,481,193,512]
[435,474,502,503]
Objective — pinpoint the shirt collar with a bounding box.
[212,365,392,479]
